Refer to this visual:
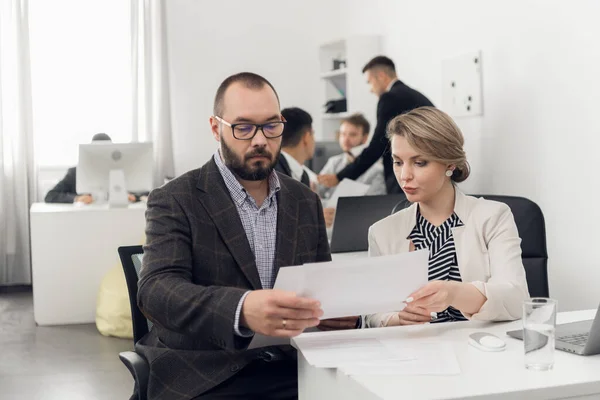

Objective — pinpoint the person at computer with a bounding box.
[137,72,352,400]
[318,113,386,227]
[44,133,142,204]
[364,107,529,328]
[274,107,316,188]
[317,56,434,194]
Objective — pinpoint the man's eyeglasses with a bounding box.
[214,116,286,140]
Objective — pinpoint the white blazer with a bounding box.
[365,189,530,328]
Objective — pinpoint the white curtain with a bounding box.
[0,0,35,285]
[131,0,175,187]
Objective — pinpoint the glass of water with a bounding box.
[523,298,557,371]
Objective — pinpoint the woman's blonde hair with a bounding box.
[386,106,470,183]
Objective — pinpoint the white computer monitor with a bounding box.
[76,142,153,207]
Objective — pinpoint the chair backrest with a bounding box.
[473,195,549,297]
[391,197,411,215]
[118,245,152,344]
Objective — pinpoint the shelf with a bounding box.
[322,112,350,120]
[320,68,347,79]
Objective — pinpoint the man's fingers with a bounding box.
[275,293,322,311]
[274,317,320,332]
[276,307,323,320]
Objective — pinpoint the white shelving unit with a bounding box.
[317,36,381,142]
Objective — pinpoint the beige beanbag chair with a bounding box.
[96,263,133,339]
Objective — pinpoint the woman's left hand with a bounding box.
[405,281,460,313]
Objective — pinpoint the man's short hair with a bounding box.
[341,113,370,136]
[213,72,280,117]
[362,56,396,76]
[91,133,111,142]
[281,107,313,148]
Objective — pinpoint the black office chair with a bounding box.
[118,245,150,400]
[390,194,549,297]
[474,195,549,297]
[391,197,411,214]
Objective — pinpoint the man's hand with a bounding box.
[317,174,339,188]
[128,194,137,203]
[74,194,93,204]
[323,207,335,228]
[318,316,359,331]
[240,290,323,338]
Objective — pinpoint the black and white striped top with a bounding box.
[408,209,467,323]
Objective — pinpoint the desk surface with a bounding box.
[30,201,146,213]
[294,309,600,400]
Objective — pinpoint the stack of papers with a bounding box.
[294,332,460,375]
[274,250,429,319]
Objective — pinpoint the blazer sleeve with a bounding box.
[315,193,333,262]
[44,168,77,203]
[468,205,530,321]
[336,93,399,181]
[137,186,251,351]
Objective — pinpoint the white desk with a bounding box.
[294,310,600,400]
[30,202,147,325]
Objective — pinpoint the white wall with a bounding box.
[339,0,600,311]
[166,0,600,311]
[165,0,344,175]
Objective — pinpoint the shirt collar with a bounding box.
[281,151,305,182]
[386,79,399,92]
[213,149,281,207]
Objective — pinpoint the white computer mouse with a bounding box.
[468,332,506,352]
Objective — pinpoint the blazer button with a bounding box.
[231,365,240,372]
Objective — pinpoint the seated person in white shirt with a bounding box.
[365,107,529,328]
[318,113,386,227]
[274,107,316,187]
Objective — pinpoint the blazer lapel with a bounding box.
[273,179,298,275]
[195,159,262,290]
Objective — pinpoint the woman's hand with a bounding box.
[387,305,433,326]
[405,280,459,313]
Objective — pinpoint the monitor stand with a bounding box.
[108,169,128,208]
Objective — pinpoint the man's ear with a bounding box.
[210,117,221,142]
[302,130,312,146]
[360,134,368,145]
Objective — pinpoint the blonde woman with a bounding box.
[365,107,529,328]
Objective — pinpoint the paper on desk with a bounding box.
[325,178,370,208]
[338,341,460,376]
[294,334,416,368]
[274,250,429,319]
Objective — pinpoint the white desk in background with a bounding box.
[30,202,147,325]
[294,309,600,400]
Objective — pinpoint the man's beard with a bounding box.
[221,139,279,181]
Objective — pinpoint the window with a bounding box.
[29,0,131,166]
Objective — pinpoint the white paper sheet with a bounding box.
[274,250,429,319]
[338,341,460,376]
[325,178,370,208]
[294,335,415,368]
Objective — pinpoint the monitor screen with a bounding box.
[76,142,154,196]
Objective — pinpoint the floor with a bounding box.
[0,288,134,399]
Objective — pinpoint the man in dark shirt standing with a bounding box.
[317,56,434,194]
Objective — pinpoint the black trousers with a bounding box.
[194,358,298,400]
